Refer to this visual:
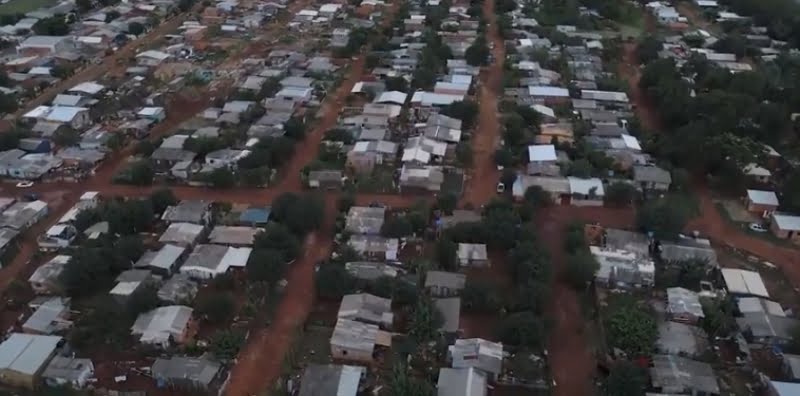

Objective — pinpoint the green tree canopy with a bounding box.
[636,196,693,240]
[194,292,235,324]
[604,182,637,207]
[564,252,599,289]
[409,296,444,342]
[603,361,648,396]
[315,263,357,300]
[498,311,546,348]
[270,192,325,236]
[605,300,657,357]
[210,330,245,361]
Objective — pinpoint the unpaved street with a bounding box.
[461,0,505,207]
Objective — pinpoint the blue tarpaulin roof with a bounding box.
[239,207,270,225]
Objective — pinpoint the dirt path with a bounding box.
[224,197,336,396]
[623,39,800,282]
[619,42,660,131]
[460,0,505,207]
[537,205,634,396]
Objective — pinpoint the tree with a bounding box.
[206,167,236,188]
[149,188,177,214]
[384,76,408,92]
[105,132,125,151]
[134,140,157,156]
[337,192,355,213]
[437,238,458,271]
[367,276,418,306]
[270,192,324,236]
[409,296,443,342]
[210,330,245,361]
[69,297,130,350]
[178,0,195,12]
[524,186,553,208]
[118,161,154,186]
[670,168,691,192]
[462,281,503,313]
[126,283,160,316]
[510,241,551,284]
[604,182,637,207]
[465,36,490,66]
[284,116,307,140]
[60,247,130,297]
[637,35,663,64]
[605,300,657,357]
[498,311,546,348]
[434,193,457,215]
[194,293,235,324]
[52,128,80,147]
[565,252,599,289]
[253,223,301,260]
[700,296,736,338]
[388,361,434,396]
[324,128,355,144]
[564,222,587,253]
[103,198,154,235]
[128,21,145,35]
[455,142,473,166]
[636,196,693,240]
[246,249,287,284]
[76,0,92,12]
[238,167,270,187]
[441,100,479,129]
[494,147,515,167]
[381,216,413,238]
[603,361,648,396]
[184,136,226,157]
[315,263,357,299]
[365,53,380,68]
[510,281,550,315]
[33,16,70,35]
[0,93,18,114]
[115,235,145,264]
[105,10,121,22]
[568,158,594,178]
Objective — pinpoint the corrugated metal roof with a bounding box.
[0,333,61,375]
[721,268,769,298]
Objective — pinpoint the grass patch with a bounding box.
[356,166,396,193]
[0,0,56,15]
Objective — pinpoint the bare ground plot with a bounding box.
[717,200,759,224]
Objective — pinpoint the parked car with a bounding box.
[748,223,768,233]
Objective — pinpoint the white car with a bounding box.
[15,181,34,188]
[748,223,768,233]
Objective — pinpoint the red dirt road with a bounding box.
[460,0,505,207]
[622,40,800,281]
[538,206,635,396]
[223,198,335,396]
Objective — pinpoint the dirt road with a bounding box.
[619,43,660,131]
[224,197,335,396]
[623,40,800,282]
[460,0,505,207]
